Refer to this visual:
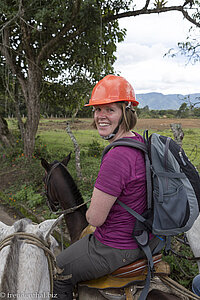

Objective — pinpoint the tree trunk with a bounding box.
[0,115,13,148]
[20,64,41,157]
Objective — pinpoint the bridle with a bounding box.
[44,162,90,215]
[44,162,65,213]
[0,231,71,298]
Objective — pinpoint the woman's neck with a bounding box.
[109,131,135,143]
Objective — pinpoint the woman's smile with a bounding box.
[94,103,122,138]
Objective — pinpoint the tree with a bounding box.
[177,102,189,118]
[0,115,14,148]
[0,0,199,157]
[178,94,200,116]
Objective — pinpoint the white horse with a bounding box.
[186,214,200,273]
[0,216,63,300]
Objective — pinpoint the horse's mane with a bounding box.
[59,164,87,213]
[0,219,31,296]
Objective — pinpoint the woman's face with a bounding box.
[93,103,122,139]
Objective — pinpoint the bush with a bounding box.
[87,139,104,157]
[34,136,50,159]
[13,184,45,208]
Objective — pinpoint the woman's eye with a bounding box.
[93,107,100,112]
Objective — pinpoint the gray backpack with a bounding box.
[102,130,200,300]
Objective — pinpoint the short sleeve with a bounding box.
[94,146,136,197]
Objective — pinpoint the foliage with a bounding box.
[0,132,23,163]
[87,139,105,157]
[34,136,50,159]
[12,184,44,209]
[164,236,198,289]
[167,18,200,63]
[154,0,168,9]
[177,103,189,118]
[176,27,200,64]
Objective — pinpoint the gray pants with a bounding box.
[54,234,159,299]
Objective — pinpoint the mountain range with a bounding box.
[136,92,200,110]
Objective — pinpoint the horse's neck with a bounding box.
[52,170,88,243]
[64,211,88,243]
[61,193,88,243]
[18,244,50,296]
[0,243,50,299]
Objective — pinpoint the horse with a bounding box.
[0,216,66,300]
[186,214,200,273]
[41,154,88,244]
[41,155,200,300]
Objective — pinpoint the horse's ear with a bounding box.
[38,214,64,240]
[41,158,50,172]
[61,152,72,166]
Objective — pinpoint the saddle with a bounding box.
[79,226,170,289]
[80,253,170,289]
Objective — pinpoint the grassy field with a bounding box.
[5,117,200,179]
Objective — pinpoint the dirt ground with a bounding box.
[136,118,200,130]
[0,203,20,225]
[39,118,200,131]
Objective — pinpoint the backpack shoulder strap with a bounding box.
[101,138,147,162]
[101,137,152,209]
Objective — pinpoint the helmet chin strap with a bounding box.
[100,117,123,141]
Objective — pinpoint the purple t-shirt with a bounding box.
[94,132,151,249]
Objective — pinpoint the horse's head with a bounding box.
[41,153,72,212]
[0,217,60,252]
[0,217,63,296]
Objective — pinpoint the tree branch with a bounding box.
[103,5,200,28]
[181,8,200,28]
[144,0,151,10]
[0,0,22,34]
[19,4,35,61]
[37,25,85,64]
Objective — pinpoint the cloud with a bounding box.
[114,8,200,94]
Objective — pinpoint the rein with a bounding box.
[0,232,71,298]
[44,162,90,215]
[53,199,91,215]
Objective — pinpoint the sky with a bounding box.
[113,4,200,95]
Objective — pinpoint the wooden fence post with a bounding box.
[66,122,82,180]
[170,123,184,147]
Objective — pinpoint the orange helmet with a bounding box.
[85,75,139,107]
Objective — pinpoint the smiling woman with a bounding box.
[53,75,159,300]
[87,74,139,140]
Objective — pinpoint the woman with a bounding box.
[54,75,159,300]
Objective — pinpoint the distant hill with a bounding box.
[136,92,200,110]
